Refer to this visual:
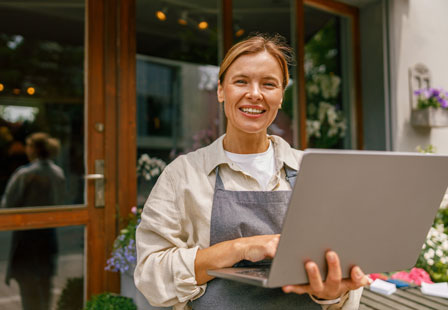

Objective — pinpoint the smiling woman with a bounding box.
[134,34,366,310]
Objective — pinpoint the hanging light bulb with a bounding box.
[27,87,35,95]
[235,25,245,37]
[156,7,167,21]
[198,18,208,30]
[178,10,188,25]
[0,83,4,92]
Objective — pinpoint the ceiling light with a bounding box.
[0,83,4,92]
[235,25,245,37]
[198,19,208,30]
[27,87,35,95]
[156,8,167,21]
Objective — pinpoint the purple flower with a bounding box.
[439,98,448,108]
[431,88,440,97]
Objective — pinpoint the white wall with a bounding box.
[389,0,448,154]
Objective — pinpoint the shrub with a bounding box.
[85,293,136,310]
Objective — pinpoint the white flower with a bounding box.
[427,240,435,248]
[442,241,448,251]
[436,249,443,257]
[441,257,447,264]
[137,154,166,181]
[427,258,434,266]
[307,83,319,96]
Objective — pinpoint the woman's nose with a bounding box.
[246,84,262,101]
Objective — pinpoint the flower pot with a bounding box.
[120,272,169,310]
[411,108,448,128]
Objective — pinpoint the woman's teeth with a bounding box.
[240,107,264,114]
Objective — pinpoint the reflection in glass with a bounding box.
[232,0,296,146]
[136,0,220,201]
[1,133,65,209]
[0,0,85,206]
[0,226,84,310]
[304,7,350,149]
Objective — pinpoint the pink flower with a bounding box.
[131,206,137,215]
[391,268,433,285]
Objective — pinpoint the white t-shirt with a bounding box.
[224,141,275,190]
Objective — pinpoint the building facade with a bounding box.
[0,0,446,307]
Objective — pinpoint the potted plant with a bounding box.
[411,88,448,127]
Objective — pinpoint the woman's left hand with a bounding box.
[282,251,370,300]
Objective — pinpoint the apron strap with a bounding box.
[215,166,225,190]
[284,166,297,188]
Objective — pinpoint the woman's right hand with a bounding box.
[236,234,281,262]
[195,234,280,285]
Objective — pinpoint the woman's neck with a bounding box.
[223,130,269,154]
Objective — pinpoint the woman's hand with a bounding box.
[237,234,280,262]
[282,251,370,300]
[195,234,280,285]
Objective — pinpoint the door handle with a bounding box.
[85,174,104,180]
[85,160,105,208]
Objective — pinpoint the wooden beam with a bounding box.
[86,0,107,299]
[0,207,89,231]
[222,0,233,54]
[304,0,358,17]
[117,0,137,226]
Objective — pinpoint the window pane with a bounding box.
[0,226,85,310]
[0,0,85,209]
[232,0,297,147]
[305,6,353,149]
[136,0,219,205]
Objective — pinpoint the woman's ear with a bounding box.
[217,80,224,103]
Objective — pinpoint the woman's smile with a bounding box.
[239,105,267,117]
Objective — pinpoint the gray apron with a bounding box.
[190,166,320,309]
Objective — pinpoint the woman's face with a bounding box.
[218,51,284,136]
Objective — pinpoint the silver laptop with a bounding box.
[208,149,448,288]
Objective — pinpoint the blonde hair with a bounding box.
[219,34,293,89]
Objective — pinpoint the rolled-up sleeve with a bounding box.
[324,287,363,310]
[134,166,206,308]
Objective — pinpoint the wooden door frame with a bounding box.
[0,0,137,301]
[302,0,363,149]
[88,0,137,298]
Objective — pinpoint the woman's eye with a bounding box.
[235,80,247,84]
[264,82,276,87]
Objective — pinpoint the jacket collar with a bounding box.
[204,134,299,175]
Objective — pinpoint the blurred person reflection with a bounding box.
[1,132,66,310]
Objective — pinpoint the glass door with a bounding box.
[0,0,129,308]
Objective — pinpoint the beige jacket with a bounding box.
[135,135,362,309]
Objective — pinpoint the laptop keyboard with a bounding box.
[236,268,269,279]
